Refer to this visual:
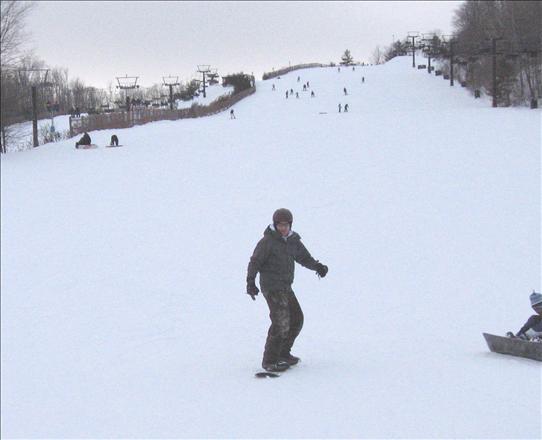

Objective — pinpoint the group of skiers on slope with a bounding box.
[507,291,542,341]
[75,132,119,148]
[274,70,367,113]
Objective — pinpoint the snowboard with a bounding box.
[76,144,98,149]
[106,144,124,148]
[483,333,542,362]
[255,371,281,378]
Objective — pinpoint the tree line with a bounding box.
[376,1,541,107]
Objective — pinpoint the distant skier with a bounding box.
[110,134,119,146]
[230,109,236,119]
[311,91,315,98]
[344,103,349,112]
[343,87,348,95]
[75,132,91,149]
[508,291,542,340]
[338,103,342,113]
[246,208,328,373]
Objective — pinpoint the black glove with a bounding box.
[315,262,328,278]
[247,281,259,300]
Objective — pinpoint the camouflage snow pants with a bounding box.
[262,288,304,363]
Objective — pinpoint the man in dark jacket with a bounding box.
[246,208,328,372]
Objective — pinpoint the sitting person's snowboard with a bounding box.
[75,144,98,149]
[483,333,542,361]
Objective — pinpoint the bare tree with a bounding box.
[1,0,35,152]
[371,46,385,65]
[0,0,35,69]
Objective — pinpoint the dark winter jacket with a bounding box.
[78,133,91,145]
[517,315,542,336]
[247,225,319,292]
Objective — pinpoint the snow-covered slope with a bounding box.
[1,56,540,438]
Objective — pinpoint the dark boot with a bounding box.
[262,360,290,372]
[279,353,300,366]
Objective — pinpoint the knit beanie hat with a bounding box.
[530,291,542,307]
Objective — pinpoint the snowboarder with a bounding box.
[246,208,328,373]
[509,291,542,340]
[344,103,349,112]
[286,90,289,99]
[75,132,91,148]
[303,84,307,92]
[362,77,365,83]
[307,81,310,88]
[338,67,341,72]
[311,91,315,98]
[110,134,119,146]
[297,76,300,82]
[230,109,236,119]
[343,87,348,95]
[338,103,342,113]
[272,84,276,91]
[352,66,355,71]
[290,88,294,94]
[296,92,299,99]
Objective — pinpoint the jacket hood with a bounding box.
[264,224,300,240]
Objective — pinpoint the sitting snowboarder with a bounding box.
[507,291,542,340]
[110,134,119,146]
[75,132,91,149]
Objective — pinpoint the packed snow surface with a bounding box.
[1,56,541,438]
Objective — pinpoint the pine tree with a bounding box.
[340,49,354,66]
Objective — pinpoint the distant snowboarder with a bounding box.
[246,208,328,373]
[230,109,236,119]
[110,134,119,146]
[296,92,299,98]
[362,77,365,83]
[75,132,91,148]
[272,84,276,91]
[338,67,341,72]
[344,103,349,112]
[343,87,348,95]
[338,103,342,113]
[297,76,300,82]
[311,91,315,98]
[307,81,310,88]
[286,90,289,99]
[303,84,307,91]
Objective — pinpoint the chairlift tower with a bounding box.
[162,75,180,110]
[197,65,211,98]
[16,68,52,148]
[116,75,139,111]
[407,31,420,68]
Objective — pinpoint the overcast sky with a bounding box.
[25,1,463,89]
